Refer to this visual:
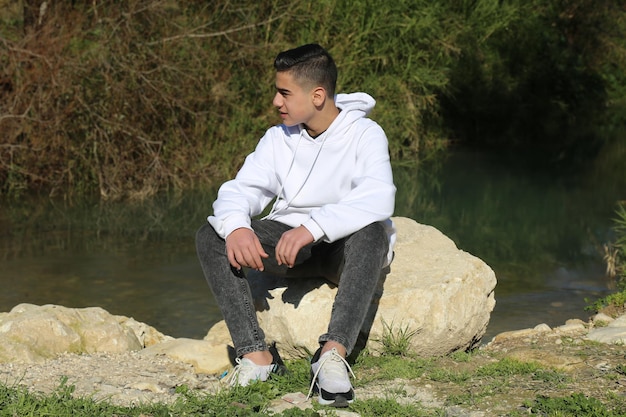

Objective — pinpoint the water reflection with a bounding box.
[394,144,624,339]
[0,144,623,341]
[1,192,220,338]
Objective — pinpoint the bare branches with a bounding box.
[149,12,287,45]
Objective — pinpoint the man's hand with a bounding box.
[226,228,269,271]
[275,225,314,268]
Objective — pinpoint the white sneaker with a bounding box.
[224,358,277,387]
[308,347,356,407]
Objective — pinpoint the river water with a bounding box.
[1,144,624,343]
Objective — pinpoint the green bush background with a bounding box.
[1,0,624,199]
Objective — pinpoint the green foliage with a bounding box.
[374,318,420,357]
[475,357,542,378]
[614,203,626,282]
[439,357,570,407]
[445,380,505,407]
[524,393,616,416]
[440,0,626,163]
[2,0,624,198]
[350,397,440,417]
[355,354,431,383]
[468,356,569,387]
[0,377,172,417]
[0,353,620,416]
[0,374,309,416]
[586,202,626,314]
[427,368,472,384]
[586,290,626,315]
[278,408,324,417]
[0,0,460,199]
[269,358,312,396]
[449,350,474,363]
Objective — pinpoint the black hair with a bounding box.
[274,44,337,97]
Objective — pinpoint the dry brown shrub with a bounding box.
[1,1,283,200]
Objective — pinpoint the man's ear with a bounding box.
[311,86,327,107]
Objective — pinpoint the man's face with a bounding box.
[272,71,315,127]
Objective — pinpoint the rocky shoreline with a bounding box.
[2,310,626,415]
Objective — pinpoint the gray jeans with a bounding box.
[195,219,389,358]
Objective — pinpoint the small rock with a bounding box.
[556,322,586,333]
[592,313,614,325]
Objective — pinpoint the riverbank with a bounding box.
[2,314,626,416]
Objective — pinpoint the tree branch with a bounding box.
[149,13,286,44]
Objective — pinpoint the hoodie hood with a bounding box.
[335,92,376,116]
[296,92,376,142]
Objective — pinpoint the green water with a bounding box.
[1,144,624,341]
[394,145,624,338]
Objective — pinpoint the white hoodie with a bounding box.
[208,92,397,265]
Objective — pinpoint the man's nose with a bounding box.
[272,93,282,108]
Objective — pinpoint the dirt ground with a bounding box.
[1,317,626,416]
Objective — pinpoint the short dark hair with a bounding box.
[274,44,337,97]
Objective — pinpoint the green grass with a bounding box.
[354,354,432,383]
[373,318,420,357]
[0,350,624,416]
[522,393,616,417]
[350,397,442,417]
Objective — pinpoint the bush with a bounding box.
[440,0,626,162]
[586,202,626,315]
[610,203,626,285]
[1,0,625,199]
[0,0,460,199]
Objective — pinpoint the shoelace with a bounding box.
[306,348,356,400]
[224,358,273,387]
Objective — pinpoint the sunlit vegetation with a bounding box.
[1,0,624,199]
[587,202,626,315]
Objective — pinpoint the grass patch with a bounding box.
[355,353,432,383]
[0,377,162,417]
[350,397,441,417]
[374,318,420,357]
[474,357,542,377]
[0,350,623,416]
[522,393,622,417]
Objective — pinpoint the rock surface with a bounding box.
[1,312,626,415]
[587,313,626,344]
[0,303,170,364]
[206,216,497,360]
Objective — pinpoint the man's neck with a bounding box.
[304,104,340,137]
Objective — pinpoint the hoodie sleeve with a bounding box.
[303,123,396,242]
[207,131,279,238]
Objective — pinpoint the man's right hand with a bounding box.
[225,228,269,271]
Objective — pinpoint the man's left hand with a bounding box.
[275,225,314,268]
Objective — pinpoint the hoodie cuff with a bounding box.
[221,214,252,238]
[302,218,325,242]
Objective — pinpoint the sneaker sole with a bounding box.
[317,386,354,407]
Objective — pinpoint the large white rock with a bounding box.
[0,304,170,363]
[205,217,497,358]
